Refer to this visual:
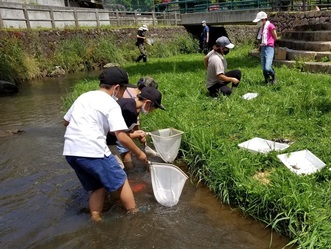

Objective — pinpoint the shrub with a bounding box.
[0,37,39,83]
[52,36,86,72]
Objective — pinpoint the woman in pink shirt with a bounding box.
[253,11,278,84]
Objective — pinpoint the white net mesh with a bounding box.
[150,162,188,207]
[149,128,184,163]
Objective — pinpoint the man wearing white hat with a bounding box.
[204,36,242,97]
[135,24,149,63]
[253,11,278,84]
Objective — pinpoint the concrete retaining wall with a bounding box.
[0,0,64,7]
[0,3,159,29]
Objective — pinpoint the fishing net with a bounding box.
[148,128,184,163]
[149,162,188,207]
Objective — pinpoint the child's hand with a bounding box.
[136,151,147,163]
[133,130,146,139]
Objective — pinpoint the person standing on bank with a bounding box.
[63,67,147,222]
[135,24,149,63]
[201,20,210,55]
[204,36,242,97]
[253,11,278,84]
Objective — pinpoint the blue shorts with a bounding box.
[116,140,130,155]
[66,155,127,192]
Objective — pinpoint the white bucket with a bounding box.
[149,128,184,163]
[149,162,188,207]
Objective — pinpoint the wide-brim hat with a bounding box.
[142,24,148,31]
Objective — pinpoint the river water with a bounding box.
[0,72,291,249]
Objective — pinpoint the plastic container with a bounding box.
[242,92,258,100]
[277,149,326,175]
[238,137,290,154]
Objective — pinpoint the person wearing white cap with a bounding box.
[201,20,210,55]
[204,36,242,97]
[135,24,149,63]
[253,11,278,84]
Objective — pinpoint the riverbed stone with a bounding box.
[0,80,19,96]
[0,129,24,138]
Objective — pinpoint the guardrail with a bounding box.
[0,5,181,29]
[155,0,331,13]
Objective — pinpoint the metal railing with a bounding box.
[0,5,181,29]
[155,0,331,13]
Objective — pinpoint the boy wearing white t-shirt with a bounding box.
[63,67,147,221]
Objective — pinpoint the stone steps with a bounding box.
[286,48,331,62]
[283,30,331,41]
[249,49,331,74]
[273,60,331,74]
[277,39,331,52]
[293,23,331,31]
[249,22,331,74]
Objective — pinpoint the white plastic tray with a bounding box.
[238,137,290,154]
[277,149,326,175]
[242,92,258,100]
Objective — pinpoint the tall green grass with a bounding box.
[0,29,199,83]
[0,37,40,83]
[63,45,331,247]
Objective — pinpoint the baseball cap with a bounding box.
[216,36,235,49]
[253,11,267,22]
[138,86,165,110]
[201,20,206,24]
[99,67,136,88]
[142,24,148,31]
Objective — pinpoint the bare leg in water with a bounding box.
[89,187,106,221]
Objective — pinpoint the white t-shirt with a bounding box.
[63,90,128,158]
[206,50,228,89]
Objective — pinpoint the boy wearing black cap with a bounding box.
[204,36,242,97]
[109,86,165,169]
[120,76,159,166]
[63,67,147,221]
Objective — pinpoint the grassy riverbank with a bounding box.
[62,45,331,248]
[0,27,198,84]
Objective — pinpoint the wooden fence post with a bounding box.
[73,9,79,28]
[175,11,178,26]
[116,11,119,27]
[163,11,166,26]
[49,9,56,29]
[134,10,137,25]
[95,9,100,28]
[23,6,31,29]
[152,11,155,26]
[0,9,4,28]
